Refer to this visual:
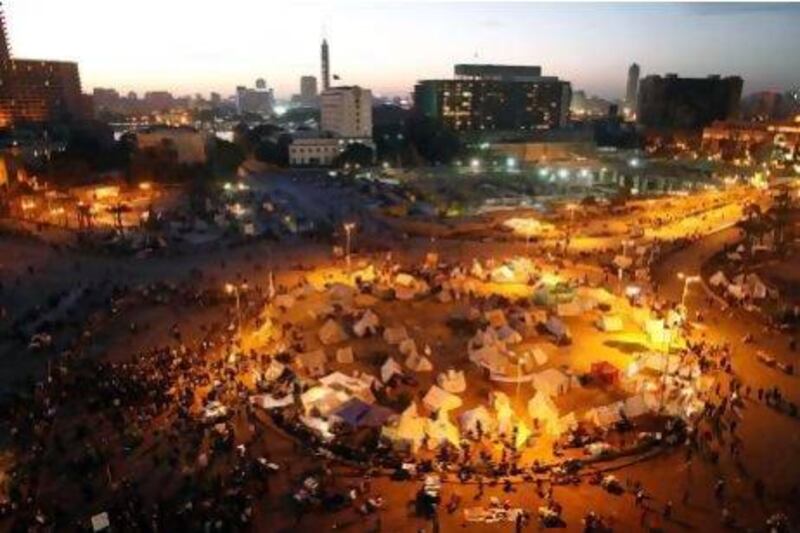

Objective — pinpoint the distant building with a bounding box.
[255,78,266,90]
[626,63,640,110]
[414,64,571,132]
[321,39,330,91]
[637,74,743,130]
[289,137,346,166]
[702,118,800,161]
[320,85,373,138]
[235,83,274,117]
[136,126,209,164]
[93,88,121,111]
[143,91,175,112]
[300,75,318,106]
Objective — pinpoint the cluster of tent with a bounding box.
[709,270,774,301]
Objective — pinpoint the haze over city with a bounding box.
[5,1,800,98]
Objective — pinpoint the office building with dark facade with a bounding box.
[414,64,571,133]
[637,74,743,130]
[0,6,87,127]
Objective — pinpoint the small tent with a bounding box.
[709,271,728,288]
[590,361,620,386]
[298,349,327,377]
[597,314,623,332]
[484,309,508,328]
[424,411,461,449]
[406,352,433,372]
[531,345,549,366]
[437,369,467,394]
[531,368,571,397]
[318,319,349,345]
[423,385,462,413]
[381,403,426,452]
[383,326,409,345]
[336,346,355,364]
[353,310,380,337]
[459,405,496,436]
[496,325,523,344]
[380,357,404,383]
[527,391,560,432]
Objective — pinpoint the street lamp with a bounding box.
[677,272,701,308]
[343,222,356,270]
[225,281,248,341]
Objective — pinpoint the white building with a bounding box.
[320,86,373,138]
[289,137,375,167]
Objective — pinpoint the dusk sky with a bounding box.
[6,1,800,100]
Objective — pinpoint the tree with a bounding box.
[334,143,374,168]
[405,114,462,165]
[207,138,245,178]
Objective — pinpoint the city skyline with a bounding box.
[5,1,800,100]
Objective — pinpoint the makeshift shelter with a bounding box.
[545,316,571,342]
[437,369,467,394]
[336,346,355,364]
[319,371,376,404]
[263,360,286,382]
[91,513,110,532]
[590,361,620,386]
[301,386,349,417]
[531,368,572,397]
[331,398,393,429]
[527,391,560,434]
[423,385,462,413]
[709,271,728,288]
[496,325,523,344]
[459,405,495,436]
[380,357,404,383]
[469,345,509,375]
[353,310,380,337]
[399,338,418,357]
[383,326,409,345]
[298,349,327,377]
[318,319,349,345]
[406,352,433,372]
[597,314,623,332]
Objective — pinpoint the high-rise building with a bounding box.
[626,63,640,110]
[414,64,571,132]
[300,75,318,106]
[321,39,330,91]
[320,85,372,138]
[637,74,743,130]
[255,78,266,90]
[235,83,274,116]
[0,4,87,126]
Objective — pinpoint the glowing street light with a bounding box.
[343,222,356,270]
[470,158,481,171]
[558,168,570,179]
[225,281,249,341]
[505,157,517,171]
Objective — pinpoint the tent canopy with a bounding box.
[423,385,462,413]
[531,368,571,397]
[319,319,349,345]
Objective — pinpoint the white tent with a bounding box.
[531,368,571,397]
[437,369,467,393]
[353,310,380,337]
[263,359,286,382]
[597,314,623,332]
[469,345,509,375]
[398,338,418,357]
[91,512,110,532]
[406,352,433,372]
[528,391,560,433]
[381,357,404,383]
[383,326,409,345]
[423,385,462,413]
[459,405,496,435]
[301,386,349,416]
[319,371,376,404]
[318,319,349,345]
[250,394,294,410]
[336,346,355,364]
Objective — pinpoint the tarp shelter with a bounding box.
[263,360,286,382]
[531,368,571,397]
[298,349,327,377]
[336,346,355,364]
[423,385,462,413]
[727,283,745,300]
[528,391,560,433]
[591,361,620,386]
[459,405,496,435]
[384,326,409,345]
[469,345,509,375]
[301,386,349,417]
[381,357,404,383]
[381,403,426,452]
[438,369,467,393]
[318,319,349,345]
[331,398,393,429]
[353,310,380,337]
[597,314,623,332]
[319,371,376,404]
[399,338,418,357]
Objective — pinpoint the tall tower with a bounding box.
[321,38,330,91]
[626,62,640,109]
[0,2,12,68]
